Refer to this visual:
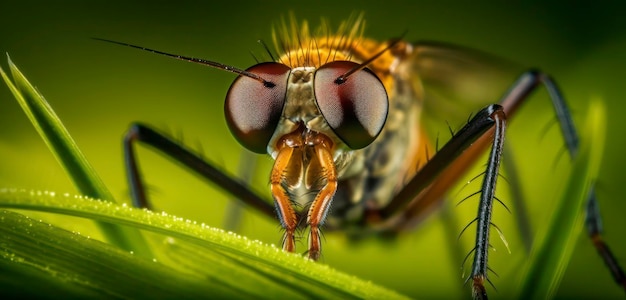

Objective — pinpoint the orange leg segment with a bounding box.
[271,142,298,253]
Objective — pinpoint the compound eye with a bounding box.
[313,61,388,149]
[225,62,290,153]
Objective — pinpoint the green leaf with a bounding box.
[0,56,151,257]
[518,100,606,298]
[0,189,409,299]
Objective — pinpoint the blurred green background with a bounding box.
[1,1,625,299]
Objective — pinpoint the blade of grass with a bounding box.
[0,55,151,257]
[518,100,606,298]
[0,209,248,299]
[0,189,409,299]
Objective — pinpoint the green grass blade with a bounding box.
[0,56,151,257]
[2,55,113,204]
[0,209,249,299]
[0,189,409,299]
[518,100,606,298]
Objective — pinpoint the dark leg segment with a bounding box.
[378,70,623,298]
[381,105,504,219]
[509,73,625,293]
[585,186,626,290]
[377,103,505,300]
[468,106,506,299]
[124,123,275,218]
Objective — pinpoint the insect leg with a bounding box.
[381,69,623,297]
[379,104,504,222]
[270,142,298,254]
[398,104,508,299]
[380,71,581,230]
[503,71,625,292]
[585,186,626,290]
[123,122,275,218]
[469,106,506,299]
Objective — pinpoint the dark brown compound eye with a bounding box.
[313,61,389,149]
[225,62,290,153]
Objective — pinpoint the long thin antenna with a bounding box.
[334,35,404,84]
[93,38,274,87]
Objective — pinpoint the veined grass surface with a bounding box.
[0,57,606,298]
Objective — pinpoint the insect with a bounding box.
[96,15,624,299]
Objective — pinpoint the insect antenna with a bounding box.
[334,36,403,84]
[93,38,276,87]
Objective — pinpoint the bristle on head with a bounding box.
[272,13,366,68]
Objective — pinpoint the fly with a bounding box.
[95,15,625,299]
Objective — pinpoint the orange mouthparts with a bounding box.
[270,128,337,260]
